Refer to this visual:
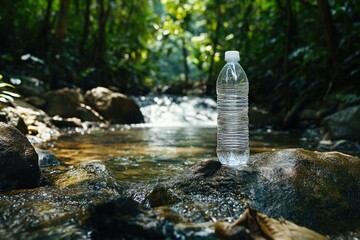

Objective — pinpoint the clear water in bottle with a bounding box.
[217,51,249,165]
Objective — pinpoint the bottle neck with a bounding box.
[226,60,239,64]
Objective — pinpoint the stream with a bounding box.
[0,95,358,239]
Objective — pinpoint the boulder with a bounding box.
[0,122,41,191]
[145,149,360,235]
[84,87,144,124]
[43,88,84,118]
[43,88,105,123]
[321,105,360,140]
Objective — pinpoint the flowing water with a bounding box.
[2,95,358,239]
[47,95,319,182]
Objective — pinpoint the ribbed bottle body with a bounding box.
[216,62,249,165]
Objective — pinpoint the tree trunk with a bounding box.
[35,0,54,56]
[79,0,91,59]
[91,0,110,66]
[54,0,70,50]
[318,0,339,94]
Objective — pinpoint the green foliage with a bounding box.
[0,0,358,110]
[0,75,20,104]
[336,93,360,105]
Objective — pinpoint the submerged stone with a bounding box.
[145,148,360,235]
[0,122,40,191]
[35,148,62,167]
[0,160,121,239]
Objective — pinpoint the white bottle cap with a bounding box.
[225,50,240,62]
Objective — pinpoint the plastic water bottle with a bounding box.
[217,50,249,165]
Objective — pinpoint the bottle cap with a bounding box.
[225,51,240,62]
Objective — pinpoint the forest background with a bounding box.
[0,0,359,128]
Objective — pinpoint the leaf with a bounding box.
[0,82,14,88]
[1,91,20,97]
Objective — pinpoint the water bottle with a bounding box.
[217,50,249,165]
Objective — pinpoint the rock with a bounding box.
[0,122,41,191]
[146,184,179,208]
[43,88,84,118]
[35,148,62,167]
[0,107,28,134]
[87,197,167,240]
[13,76,46,97]
[11,99,61,141]
[321,105,360,140]
[77,103,106,122]
[24,96,46,108]
[43,88,105,123]
[50,116,83,128]
[84,87,144,124]
[145,149,360,235]
[87,198,325,240]
[0,160,120,239]
[317,140,360,157]
[54,160,118,189]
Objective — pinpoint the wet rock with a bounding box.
[77,103,105,122]
[87,197,165,240]
[87,198,325,240]
[0,122,41,191]
[321,105,360,140]
[146,149,360,234]
[84,87,144,124]
[0,160,120,239]
[50,116,83,128]
[147,184,179,208]
[0,107,28,134]
[11,99,61,142]
[35,148,62,167]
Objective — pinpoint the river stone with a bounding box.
[11,99,61,142]
[87,197,325,239]
[0,122,41,191]
[146,148,360,235]
[321,105,360,140]
[0,107,28,134]
[84,87,144,124]
[35,148,62,167]
[43,88,84,117]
